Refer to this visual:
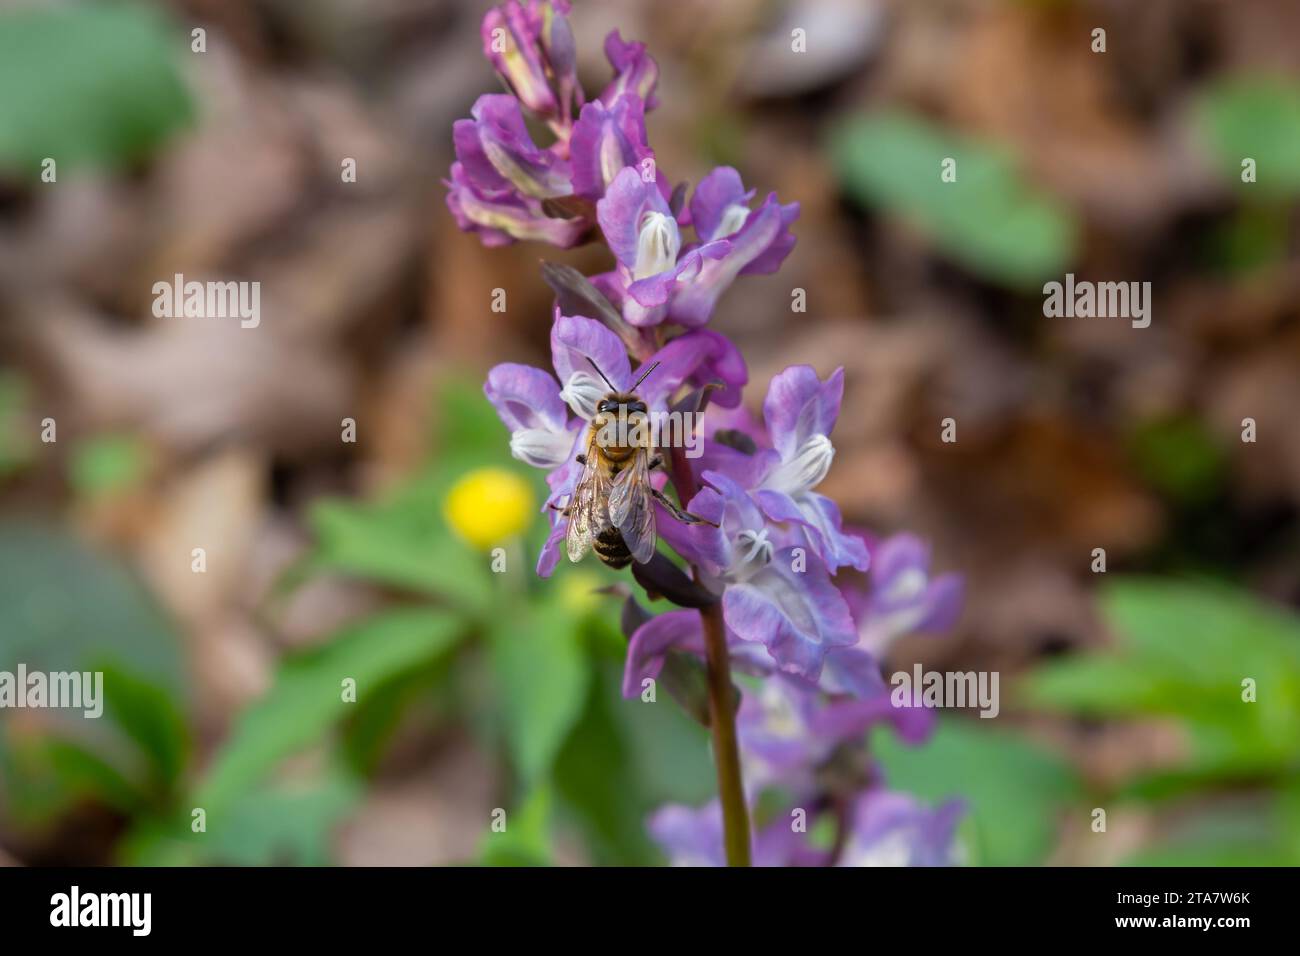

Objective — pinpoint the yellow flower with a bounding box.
[443,467,535,550]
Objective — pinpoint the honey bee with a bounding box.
[562,359,708,568]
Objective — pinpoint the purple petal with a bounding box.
[689,166,754,242]
[814,689,935,746]
[444,163,587,247]
[916,574,964,633]
[463,94,572,199]
[753,489,869,573]
[722,547,857,681]
[736,678,829,786]
[600,30,659,110]
[871,533,931,589]
[762,365,844,460]
[536,517,566,578]
[596,166,672,271]
[740,195,799,276]
[837,791,964,867]
[551,312,633,397]
[622,609,705,698]
[667,195,798,326]
[483,363,567,433]
[569,94,651,201]
[817,646,886,699]
[481,3,557,117]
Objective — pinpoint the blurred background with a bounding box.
[1,0,1298,866]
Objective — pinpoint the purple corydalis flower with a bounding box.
[746,366,869,574]
[444,161,588,247]
[481,1,580,126]
[454,94,573,200]
[486,314,747,575]
[595,167,800,329]
[569,94,653,201]
[648,800,824,867]
[597,167,731,327]
[599,31,659,110]
[631,470,857,683]
[848,533,964,655]
[837,791,964,867]
[669,168,800,326]
[819,532,962,697]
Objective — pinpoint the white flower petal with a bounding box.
[760,434,834,495]
[510,427,574,468]
[633,211,680,280]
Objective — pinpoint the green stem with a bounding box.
[699,600,752,866]
[667,443,751,866]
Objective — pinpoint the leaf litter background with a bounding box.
[0,0,1298,866]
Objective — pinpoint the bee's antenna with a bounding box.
[587,357,616,390]
[631,360,660,391]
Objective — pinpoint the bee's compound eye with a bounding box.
[597,401,611,413]
[629,401,647,414]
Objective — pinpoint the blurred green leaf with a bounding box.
[195,608,465,814]
[1194,76,1300,198]
[1126,417,1226,505]
[1121,798,1300,866]
[830,111,1077,288]
[479,784,553,866]
[435,378,519,474]
[68,434,148,499]
[0,3,194,175]
[123,762,362,866]
[0,523,183,692]
[97,664,190,792]
[195,768,362,866]
[873,718,1079,866]
[0,734,146,822]
[1022,580,1300,778]
[0,522,187,818]
[0,370,32,478]
[488,599,590,784]
[553,660,657,864]
[308,492,494,612]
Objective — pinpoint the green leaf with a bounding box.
[873,718,1079,866]
[196,769,362,866]
[0,3,194,175]
[123,763,363,866]
[830,111,1077,289]
[68,434,149,499]
[0,523,187,813]
[553,661,656,864]
[0,734,146,822]
[1126,417,1226,505]
[488,600,590,784]
[1022,579,1300,778]
[1194,76,1300,198]
[1121,799,1300,867]
[0,523,184,692]
[195,608,465,814]
[307,481,496,611]
[96,664,190,792]
[479,784,554,866]
[0,370,33,478]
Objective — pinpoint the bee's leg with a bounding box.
[576,453,587,464]
[652,487,719,528]
[547,502,572,517]
[648,455,663,471]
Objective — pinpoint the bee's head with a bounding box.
[597,393,647,415]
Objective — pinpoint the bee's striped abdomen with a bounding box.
[593,525,632,569]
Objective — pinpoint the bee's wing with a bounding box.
[609,447,657,565]
[565,434,607,562]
